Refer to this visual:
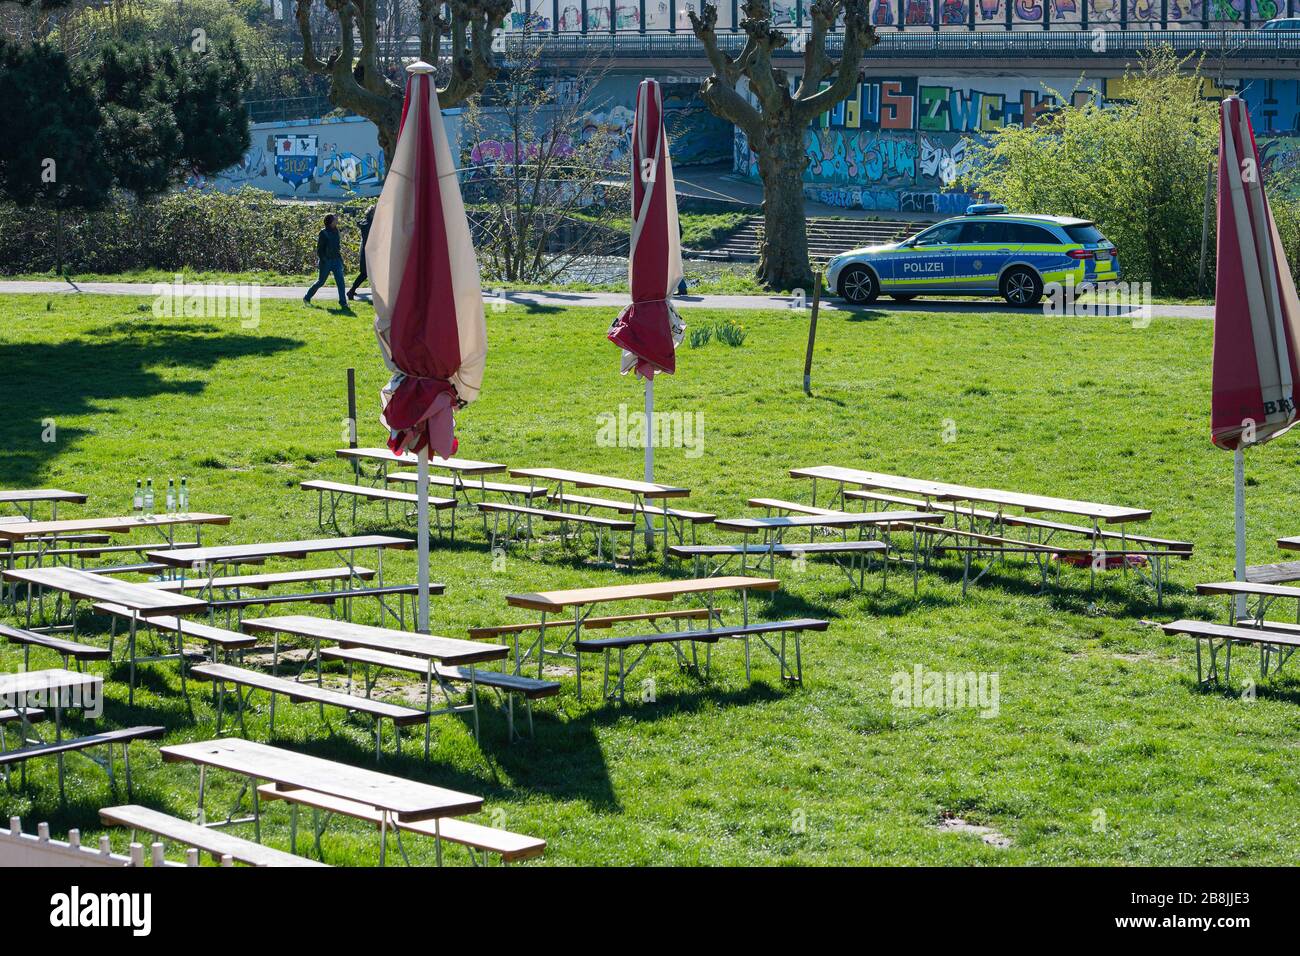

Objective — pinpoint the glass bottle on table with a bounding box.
[132,479,143,513]
[143,478,154,517]
[166,478,176,514]
[179,477,189,516]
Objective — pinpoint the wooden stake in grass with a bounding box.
[803,272,822,396]
[345,367,358,448]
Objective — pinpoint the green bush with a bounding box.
[0,187,372,276]
[959,48,1218,298]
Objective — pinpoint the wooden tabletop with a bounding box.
[160,737,482,822]
[716,510,942,532]
[509,467,689,499]
[148,535,414,568]
[507,575,780,611]
[0,512,231,542]
[0,667,102,698]
[791,466,1150,524]
[1277,536,1300,552]
[790,466,963,500]
[2,566,207,613]
[1196,580,1300,598]
[336,447,505,475]
[241,616,507,666]
[0,489,87,505]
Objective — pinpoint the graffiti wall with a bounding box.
[733,72,1300,213]
[207,116,391,198]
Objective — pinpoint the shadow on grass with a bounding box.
[0,330,304,488]
[917,554,1200,619]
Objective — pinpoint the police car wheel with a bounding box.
[839,265,879,304]
[1000,267,1043,307]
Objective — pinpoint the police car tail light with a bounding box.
[1066,249,1095,260]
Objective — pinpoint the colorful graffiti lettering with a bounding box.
[905,0,932,24]
[978,0,1003,19]
[941,0,968,21]
[919,136,971,188]
[1015,0,1043,20]
[320,147,385,190]
[558,4,582,29]
[1088,0,1120,19]
[871,0,895,25]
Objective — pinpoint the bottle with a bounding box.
[179,477,189,515]
[166,478,176,514]
[143,479,154,517]
[132,479,143,513]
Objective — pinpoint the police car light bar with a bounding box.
[965,203,1008,215]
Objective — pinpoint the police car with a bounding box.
[825,204,1120,306]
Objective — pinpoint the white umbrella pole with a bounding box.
[417,447,430,634]
[644,377,655,549]
[1234,445,1247,619]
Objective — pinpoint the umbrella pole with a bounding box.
[1234,446,1248,620]
[418,447,430,634]
[644,377,655,550]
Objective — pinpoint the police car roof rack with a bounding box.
[965,203,1008,216]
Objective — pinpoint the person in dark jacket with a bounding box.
[347,205,375,301]
[304,214,347,308]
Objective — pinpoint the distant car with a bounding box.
[825,204,1121,306]
[1259,17,1300,29]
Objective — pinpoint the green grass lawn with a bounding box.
[1,291,1297,866]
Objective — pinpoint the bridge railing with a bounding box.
[492,27,1300,59]
[493,0,1299,36]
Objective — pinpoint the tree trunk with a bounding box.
[756,130,813,292]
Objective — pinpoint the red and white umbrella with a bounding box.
[1211,95,1300,603]
[606,78,685,506]
[369,61,487,633]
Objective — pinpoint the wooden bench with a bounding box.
[190,584,434,631]
[386,471,547,499]
[99,804,326,867]
[476,501,634,561]
[320,646,557,741]
[0,726,164,802]
[85,562,171,577]
[152,566,378,593]
[255,785,546,865]
[468,608,716,641]
[188,662,428,758]
[93,604,258,655]
[574,618,829,702]
[549,492,716,546]
[844,489,1193,552]
[302,480,456,536]
[898,521,1179,602]
[1162,618,1300,686]
[9,540,201,562]
[746,498,841,517]
[0,622,110,669]
[668,541,887,589]
[1246,561,1300,585]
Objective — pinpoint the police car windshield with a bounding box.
[914,222,962,245]
[1064,223,1105,243]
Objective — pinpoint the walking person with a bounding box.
[348,204,375,301]
[304,213,348,309]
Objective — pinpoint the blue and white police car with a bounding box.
[825,204,1121,306]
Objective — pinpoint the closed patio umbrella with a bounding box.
[369,61,487,633]
[1211,95,1300,612]
[607,78,685,542]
